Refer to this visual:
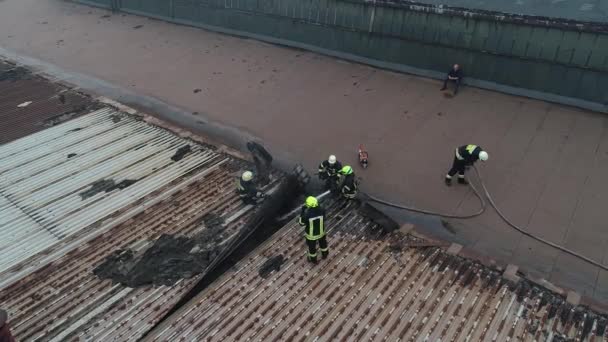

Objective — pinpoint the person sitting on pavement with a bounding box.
[236,170,264,204]
[337,165,358,199]
[440,64,463,95]
[318,155,342,190]
[445,144,488,186]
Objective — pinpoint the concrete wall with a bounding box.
[76,0,608,112]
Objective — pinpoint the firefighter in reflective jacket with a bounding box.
[445,144,489,186]
[318,155,342,190]
[298,196,328,264]
[237,171,264,204]
[337,165,358,199]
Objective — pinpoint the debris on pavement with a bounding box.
[17,101,32,108]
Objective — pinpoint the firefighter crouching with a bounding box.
[299,196,329,264]
[337,165,358,199]
[318,155,342,190]
[237,171,264,204]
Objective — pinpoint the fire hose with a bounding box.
[365,166,608,271]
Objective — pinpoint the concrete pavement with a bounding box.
[1,0,607,304]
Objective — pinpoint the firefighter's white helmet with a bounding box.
[242,171,253,181]
[328,155,337,165]
[479,151,489,161]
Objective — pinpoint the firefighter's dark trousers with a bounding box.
[306,236,329,261]
[447,157,466,179]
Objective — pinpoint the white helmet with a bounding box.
[242,171,253,181]
[479,151,489,161]
[328,155,337,165]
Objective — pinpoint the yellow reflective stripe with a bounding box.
[306,216,324,238]
[465,145,478,154]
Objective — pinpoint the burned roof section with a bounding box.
[0,105,283,340]
[0,60,100,144]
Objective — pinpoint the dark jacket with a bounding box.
[456,145,482,164]
[448,68,463,80]
[299,206,326,240]
[318,160,342,179]
[236,179,257,199]
[340,173,358,198]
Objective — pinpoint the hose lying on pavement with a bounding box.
[366,166,608,271]
[364,172,486,219]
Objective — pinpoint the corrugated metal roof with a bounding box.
[0,108,226,281]
[147,200,608,341]
[0,107,268,340]
[0,61,98,144]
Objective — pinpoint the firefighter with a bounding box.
[298,196,328,264]
[318,155,342,190]
[337,165,358,199]
[236,171,264,204]
[445,144,489,186]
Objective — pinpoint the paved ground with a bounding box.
[1,0,607,304]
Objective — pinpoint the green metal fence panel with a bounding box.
[121,0,171,17]
[588,35,608,69]
[78,0,112,8]
[72,0,608,109]
[173,0,200,22]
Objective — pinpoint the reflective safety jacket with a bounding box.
[298,206,326,240]
[340,173,358,199]
[456,145,483,164]
[318,160,342,179]
[236,179,257,199]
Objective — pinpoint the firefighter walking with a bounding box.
[298,196,329,264]
[445,144,488,186]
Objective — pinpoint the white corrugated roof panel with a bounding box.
[0,108,228,285]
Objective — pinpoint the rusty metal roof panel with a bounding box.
[0,107,266,341]
[0,63,98,144]
[146,201,608,341]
